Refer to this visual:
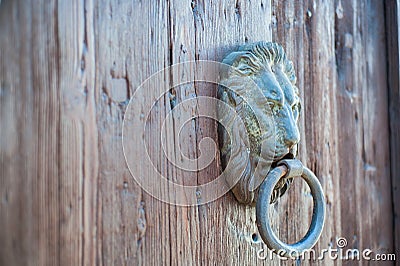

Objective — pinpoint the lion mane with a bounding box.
[217,41,299,205]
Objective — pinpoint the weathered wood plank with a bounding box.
[271,0,394,265]
[59,0,100,264]
[94,1,172,264]
[0,0,395,265]
[0,1,61,265]
[191,1,274,265]
[193,0,277,265]
[271,2,341,265]
[386,0,400,255]
[334,0,393,258]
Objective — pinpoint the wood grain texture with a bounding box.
[0,0,395,265]
[386,0,400,256]
[271,1,394,264]
[334,0,393,258]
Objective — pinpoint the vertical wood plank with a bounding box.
[386,0,400,255]
[271,2,342,265]
[271,0,394,264]
[94,1,171,264]
[190,0,275,264]
[0,0,61,265]
[334,0,393,257]
[59,0,100,264]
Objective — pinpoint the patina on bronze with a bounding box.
[217,41,325,258]
[256,159,325,258]
[218,41,301,204]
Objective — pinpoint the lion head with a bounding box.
[217,42,301,204]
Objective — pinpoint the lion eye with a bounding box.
[292,103,301,114]
[267,101,278,113]
[268,101,275,109]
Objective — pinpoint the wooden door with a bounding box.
[1,0,399,265]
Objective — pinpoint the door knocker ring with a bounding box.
[256,159,326,258]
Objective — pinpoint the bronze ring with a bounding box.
[256,164,326,258]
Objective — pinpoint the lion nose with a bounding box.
[284,129,300,148]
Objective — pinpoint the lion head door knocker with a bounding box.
[217,41,326,258]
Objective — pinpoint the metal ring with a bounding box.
[256,165,326,258]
